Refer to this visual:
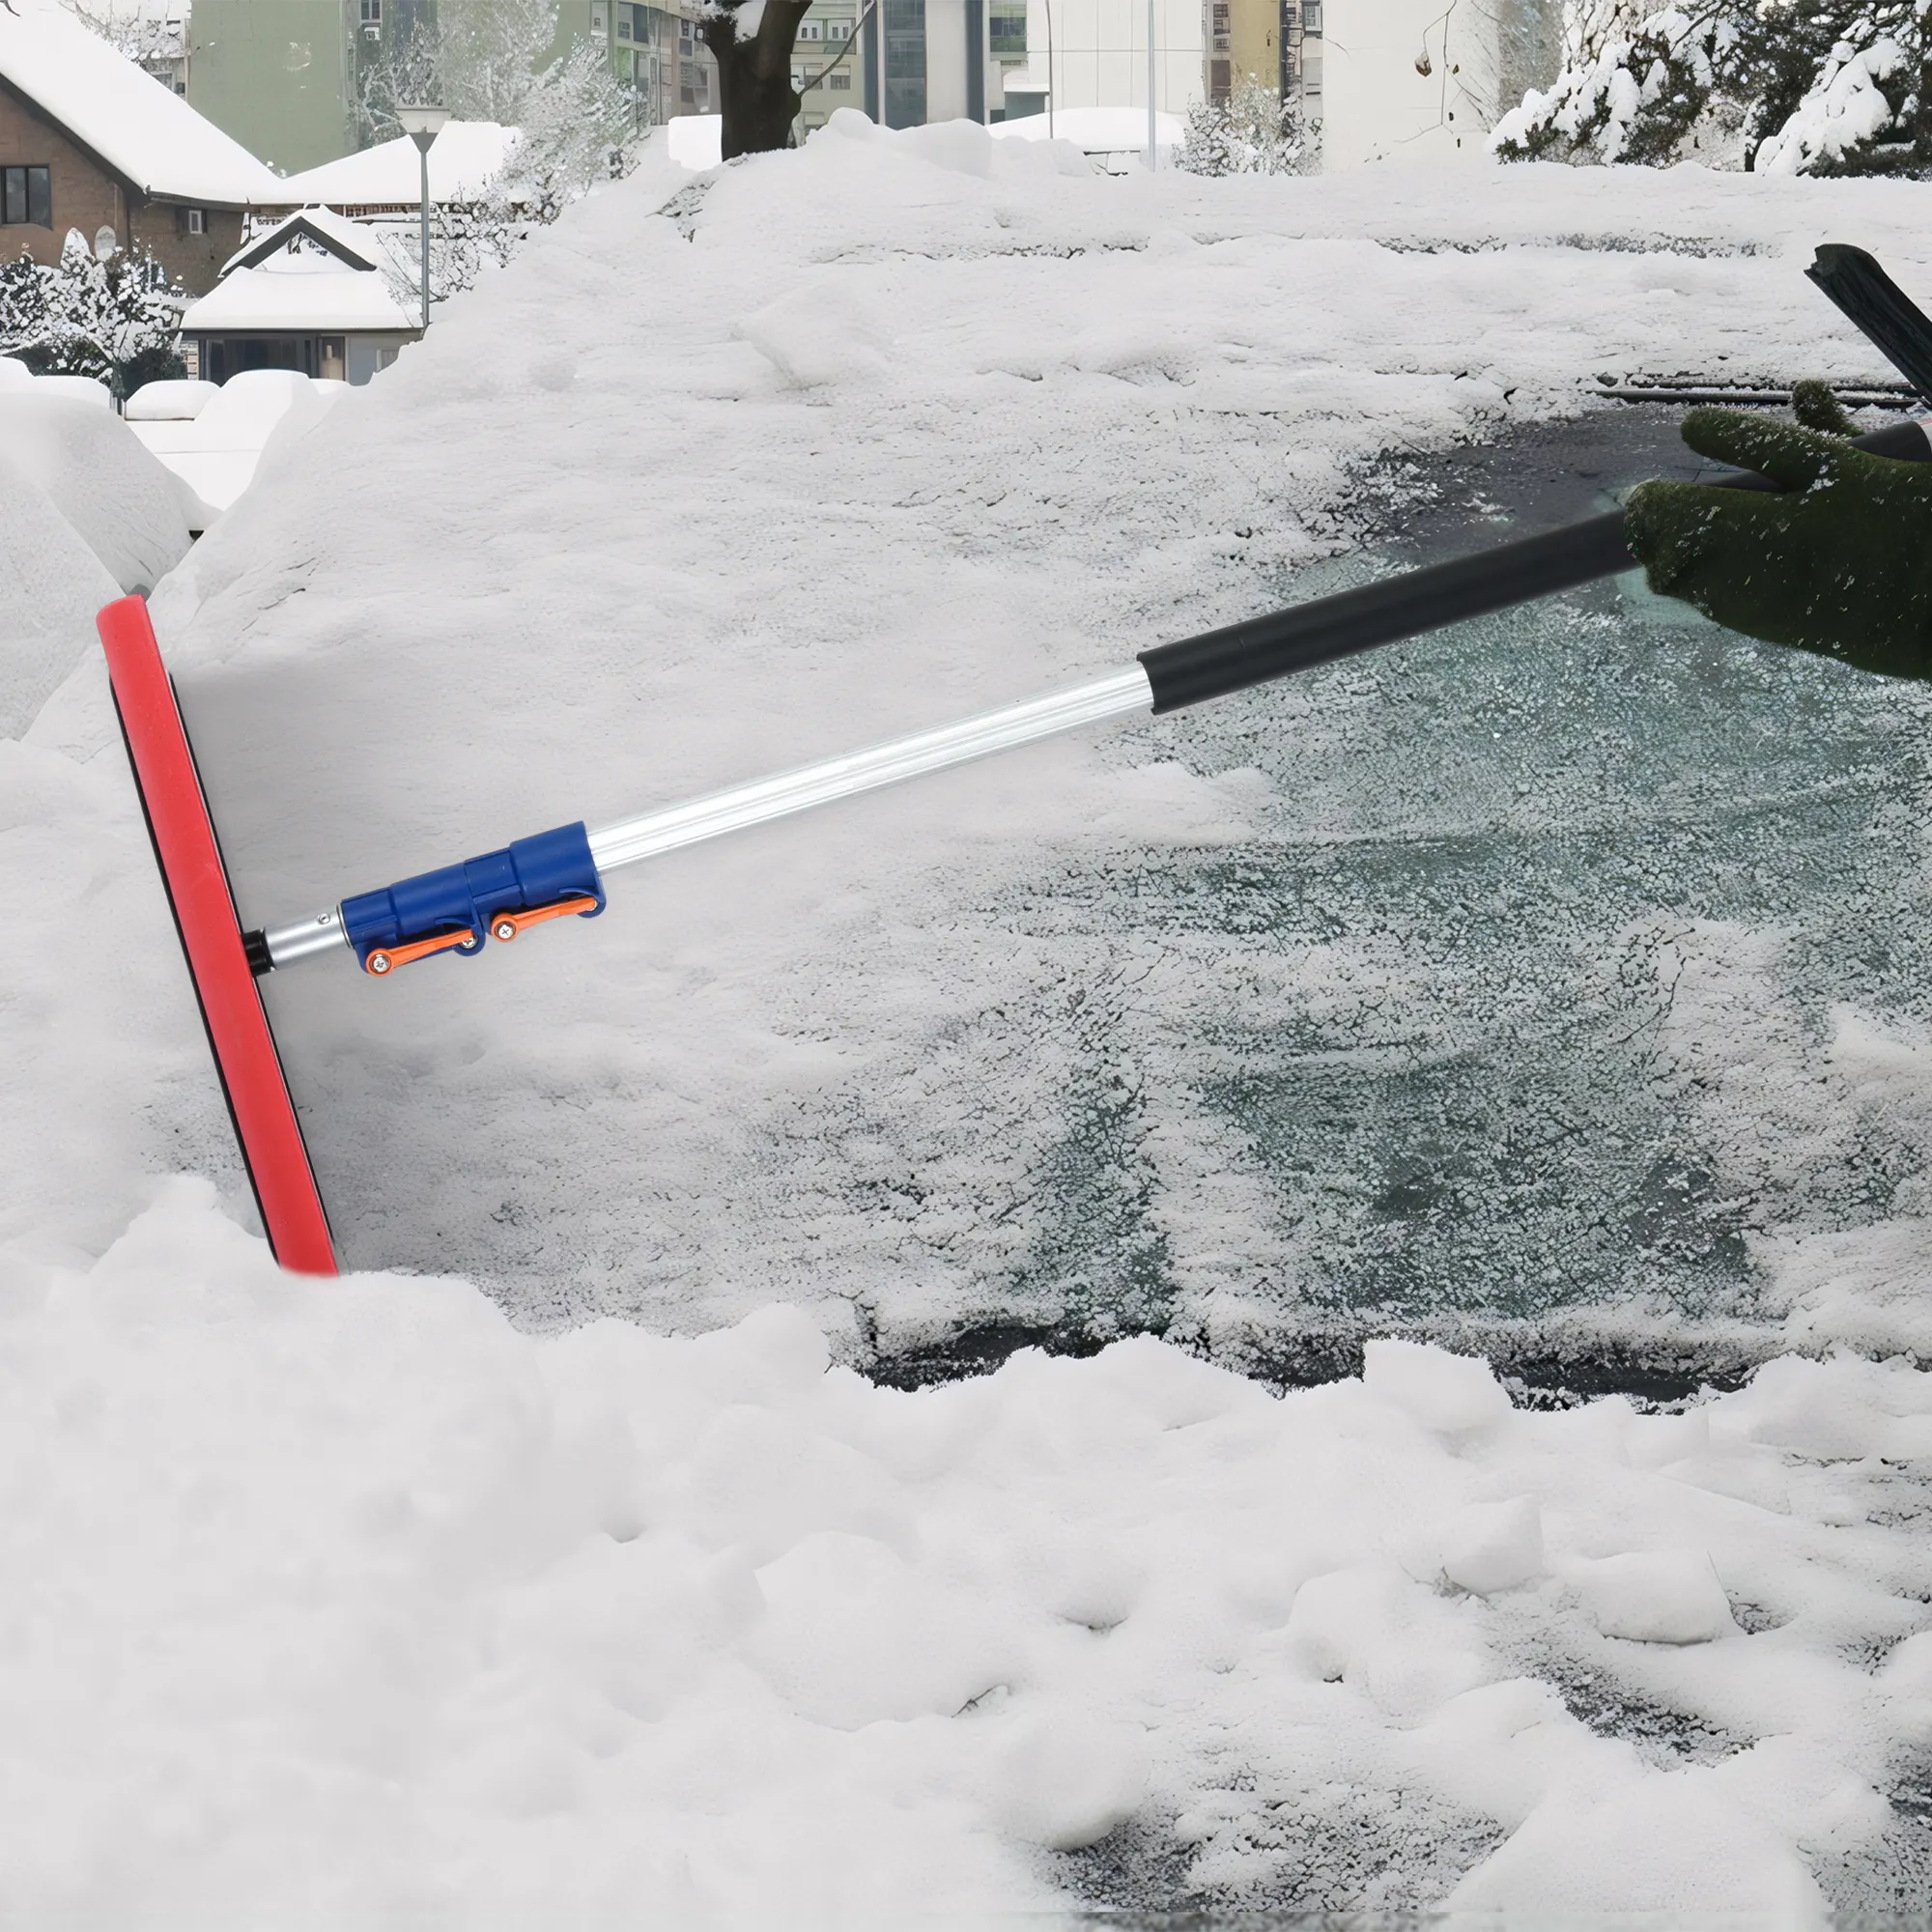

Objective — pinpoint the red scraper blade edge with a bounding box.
[97,595,337,1275]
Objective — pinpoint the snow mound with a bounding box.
[1,1194,1928,1917]
[126,379,220,422]
[0,391,195,593]
[31,373,112,409]
[0,454,121,738]
[135,371,350,516]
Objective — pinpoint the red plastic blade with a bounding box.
[97,595,337,1275]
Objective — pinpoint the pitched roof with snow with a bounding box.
[225,207,391,277]
[265,123,519,208]
[0,0,282,207]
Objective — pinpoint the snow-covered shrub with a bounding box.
[1177,77,1313,175]
[1492,5,1734,163]
[1492,0,1932,174]
[0,231,185,399]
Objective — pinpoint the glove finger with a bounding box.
[1790,380,1854,438]
[1676,408,1837,492]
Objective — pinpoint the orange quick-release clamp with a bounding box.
[363,895,603,976]
[364,927,480,975]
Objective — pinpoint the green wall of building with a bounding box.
[189,0,355,173]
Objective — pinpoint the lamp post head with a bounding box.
[397,103,451,152]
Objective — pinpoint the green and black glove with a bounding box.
[1623,401,1932,681]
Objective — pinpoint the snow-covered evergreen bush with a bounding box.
[1492,0,1931,174]
[0,231,185,396]
[1177,77,1314,175]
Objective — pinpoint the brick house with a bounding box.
[0,3,280,297]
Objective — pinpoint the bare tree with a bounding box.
[58,0,188,81]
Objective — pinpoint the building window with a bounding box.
[798,18,822,38]
[829,18,850,36]
[1,166,51,228]
[591,0,609,32]
[1301,0,1321,31]
[187,207,206,234]
[616,2,649,41]
[1209,56,1231,99]
[828,66,850,85]
[988,0,1025,56]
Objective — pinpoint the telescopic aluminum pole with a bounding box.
[250,415,1932,975]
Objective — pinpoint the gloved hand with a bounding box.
[1623,404,1932,681]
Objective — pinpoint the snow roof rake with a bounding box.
[98,244,1932,1276]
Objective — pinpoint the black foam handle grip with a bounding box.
[1137,417,1932,715]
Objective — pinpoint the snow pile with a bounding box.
[125,378,219,422]
[0,386,195,734]
[128,369,350,515]
[0,388,195,591]
[2,1186,1929,1918]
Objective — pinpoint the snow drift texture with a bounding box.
[8,120,1932,1914]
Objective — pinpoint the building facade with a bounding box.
[1202,0,1557,166]
[1204,0,1319,115]
[188,0,437,174]
[1009,0,1201,123]
[561,0,719,128]
[0,6,279,293]
[791,0,862,138]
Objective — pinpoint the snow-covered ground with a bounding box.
[9,116,1932,1914]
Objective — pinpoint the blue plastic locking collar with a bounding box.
[339,821,605,968]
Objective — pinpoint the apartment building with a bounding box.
[1203,0,1318,114]
[1009,0,1201,123]
[571,0,718,126]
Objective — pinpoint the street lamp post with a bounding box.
[1146,0,1156,170]
[396,103,451,333]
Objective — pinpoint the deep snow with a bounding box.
[8,117,1932,1914]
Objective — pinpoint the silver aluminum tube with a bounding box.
[262,666,1154,969]
[263,904,350,966]
[585,666,1154,875]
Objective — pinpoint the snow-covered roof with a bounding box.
[182,265,416,335]
[265,123,519,208]
[989,106,1187,153]
[225,208,391,277]
[0,0,281,207]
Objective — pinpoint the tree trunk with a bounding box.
[702,0,816,159]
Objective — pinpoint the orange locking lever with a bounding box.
[489,895,600,943]
[364,927,479,976]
